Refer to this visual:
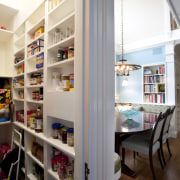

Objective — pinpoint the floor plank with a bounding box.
[120,132,180,180]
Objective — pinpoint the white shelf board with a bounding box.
[144,92,165,94]
[27,151,44,169]
[14,47,25,56]
[27,33,45,46]
[27,16,45,35]
[26,84,44,88]
[25,128,46,141]
[143,102,167,105]
[27,68,44,74]
[14,73,24,78]
[48,35,74,52]
[0,121,11,125]
[0,75,12,78]
[48,58,74,69]
[144,74,165,76]
[45,137,75,157]
[14,140,25,151]
[48,11,75,33]
[26,100,44,104]
[144,83,165,85]
[27,50,44,61]
[15,34,25,46]
[13,86,24,89]
[47,169,59,180]
[13,98,24,102]
[14,121,26,129]
[48,0,74,18]
[0,29,13,42]
[14,60,24,67]
[27,173,38,180]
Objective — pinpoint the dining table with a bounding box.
[115,110,159,177]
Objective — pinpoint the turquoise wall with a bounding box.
[115,46,165,103]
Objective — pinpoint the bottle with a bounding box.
[57,48,63,61]
[35,107,43,133]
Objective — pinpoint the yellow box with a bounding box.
[35,27,44,39]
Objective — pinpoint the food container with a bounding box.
[62,76,70,91]
[68,46,74,59]
[62,127,68,144]
[67,128,74,147]
[52,123,59,139]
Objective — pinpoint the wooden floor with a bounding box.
[119,132,180,180]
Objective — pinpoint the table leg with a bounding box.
[115,133,136,177]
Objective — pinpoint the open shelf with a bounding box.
[45,137,75,157]
[48,11,75,32]
[26,84,44,88]
[48,57,74,68]
[27,16,45,35]
[48,35,74,52]
[14,73,24,78]
[27,151,44,169]
[27,50,44,61]
[13,98,24,102]
[47,169,59,180]
[15,34,25,46]
[27,33,45,47]
[0,29,14,42]
[14,47,25,56]
[0,121,11,125]
[26,100,44,104]
[27,67,44,74]
[14,60,25,67]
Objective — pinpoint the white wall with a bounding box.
[115,0,167,51]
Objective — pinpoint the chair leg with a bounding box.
[149,152,156,180]
[166,139,172,157]
[122,148,125,163]
[158,149,164,169]
[133,151,136,159]
[160,142,166,165]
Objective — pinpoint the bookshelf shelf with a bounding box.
[143,64,166,104]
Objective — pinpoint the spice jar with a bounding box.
[68,46,74,59]
[62,127,68,144]
[66,163,74,179]
[58,165,65,180]
[63,49,68,59]
[57,48,63,61]
[52,123,59,139]
[58,124,64,140]
[67,128,74,147]
[62,75,70,91]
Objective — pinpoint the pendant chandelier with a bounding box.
[115,0,141,76]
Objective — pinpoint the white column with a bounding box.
[165,42,177,137]
[75,0,115,179]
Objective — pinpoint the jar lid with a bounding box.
[67,128,74,133]
[68,46,74,49]
[52,123,58,128]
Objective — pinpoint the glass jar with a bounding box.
[62,127,68,144]
[62,76,70,91]
[52,123,59,139]
[58,124,64,140]
[67,128,74,147]
[57,48,64,61]
[68,46,74,59]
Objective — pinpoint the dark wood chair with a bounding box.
[121,111,169,180]
[160,106,176,165]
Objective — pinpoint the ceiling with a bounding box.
[167,0,180,27]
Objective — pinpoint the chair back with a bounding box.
[150,112,166,146]
[163,106,176,135]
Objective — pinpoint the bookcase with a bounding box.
[11,1,77,179]
[143,63,166,104]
